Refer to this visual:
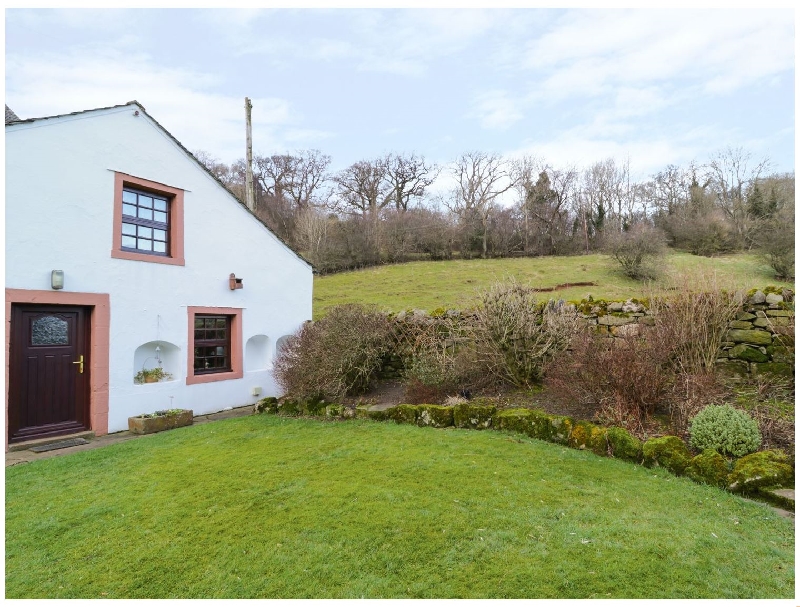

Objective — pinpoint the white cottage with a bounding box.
[5,101,313,449]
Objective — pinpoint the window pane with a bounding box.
[153,241,166,253]
[123,204,136,217]
[215,346,225,356]
[216,318,226,328]
[137,238,153,251]
[138,226,152,238]
[138,208,153,220]
[154,199,167,211]
[154,211,168,223]
[122,190,137,203]
[153,229,166,241]
[122,223,136,235]
[31,316,69,346]
[122,235,137,248]
[139,196,153,209]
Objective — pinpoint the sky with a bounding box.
[4,8,796,186]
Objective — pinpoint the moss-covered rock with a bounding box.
[766,345,794,364]
[493,408,534,436]
[254,396,279,414]
[728,320,754,330]
[568,420,608,455]
[416,404,454,428]
[606,427,643,462]
[728,450,793,493]
[387,404,419,425]
[324,403,345,418]
[276,398,302,416]
[725,329,773,346]
[368,408,390,421]
[642,436,692,475]
[715,360,750,379]
[728,344,769,363]
[302,397,328,415]
[686,449,729,488]
[751,362,794,378]
[527,409,559,442]
[548,415,575,445]
[453,402,497,429]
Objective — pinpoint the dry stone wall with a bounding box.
[378,287,794,381]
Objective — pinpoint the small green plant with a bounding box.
[689,404,762,457]
[134,367,173,384]
[137,408,184,419]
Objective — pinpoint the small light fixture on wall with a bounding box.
[51,270,64,290]
[229,273,243,290]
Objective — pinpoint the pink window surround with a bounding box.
[186,306,244,385]
[111,172,185,266]
[5,289,110,451]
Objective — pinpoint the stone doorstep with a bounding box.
[8,430,96,452]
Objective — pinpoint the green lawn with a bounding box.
[313,252,793,318]
[5,415,794,599]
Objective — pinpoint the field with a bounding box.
[313,251,792,318]
[5,415,794,599]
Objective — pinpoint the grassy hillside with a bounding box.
[313,252,793,318]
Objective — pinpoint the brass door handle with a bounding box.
[72,355,84,374]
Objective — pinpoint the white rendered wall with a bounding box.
[6,106,313,432]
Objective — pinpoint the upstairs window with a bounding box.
[112,172,185,266]
[121,188,170,255]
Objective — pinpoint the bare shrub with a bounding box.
[472,279,579,388]
[603,223,667,281]
[731,375,795,454]
[272,305,393,400]
[392,311,489,402]
[545,329,675,436]
[649,272,744,375]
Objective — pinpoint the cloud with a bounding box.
[5,49,306,163]
[469,90,525,130]
[523,9,794,101]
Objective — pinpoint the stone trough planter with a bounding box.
[128,409,194,435]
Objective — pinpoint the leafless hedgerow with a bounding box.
[648,271,744,375]
[545,328,675,437]
[471,279,579,389]
[273,304,393,400]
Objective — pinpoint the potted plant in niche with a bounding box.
[128,408,194,435]
[134,366,174,384]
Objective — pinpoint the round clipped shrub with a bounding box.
[685,449,729,488]
[689,405,761,457]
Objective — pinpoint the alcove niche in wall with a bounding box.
[245,334,270,372]
[275,335,292,361]
[133,341,180,383]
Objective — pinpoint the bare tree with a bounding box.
[381,153,440,211]
[331,159,389,217]
[253,149,331,210]
[705,146,770,248]
[449,151,514,258]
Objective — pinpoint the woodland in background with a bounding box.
[193,147,795,279]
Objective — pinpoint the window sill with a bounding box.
[111,249,185,266]
[186,370,244,385]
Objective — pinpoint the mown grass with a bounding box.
[312,252,793,318]
[5,415,794,599]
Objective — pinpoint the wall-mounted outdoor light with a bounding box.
[51,270,64,290]
[229,273,243,290]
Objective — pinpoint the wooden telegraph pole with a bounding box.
[244,97,255,212]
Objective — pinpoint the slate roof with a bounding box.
[5,100,311,268]
[5,105,21,124]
